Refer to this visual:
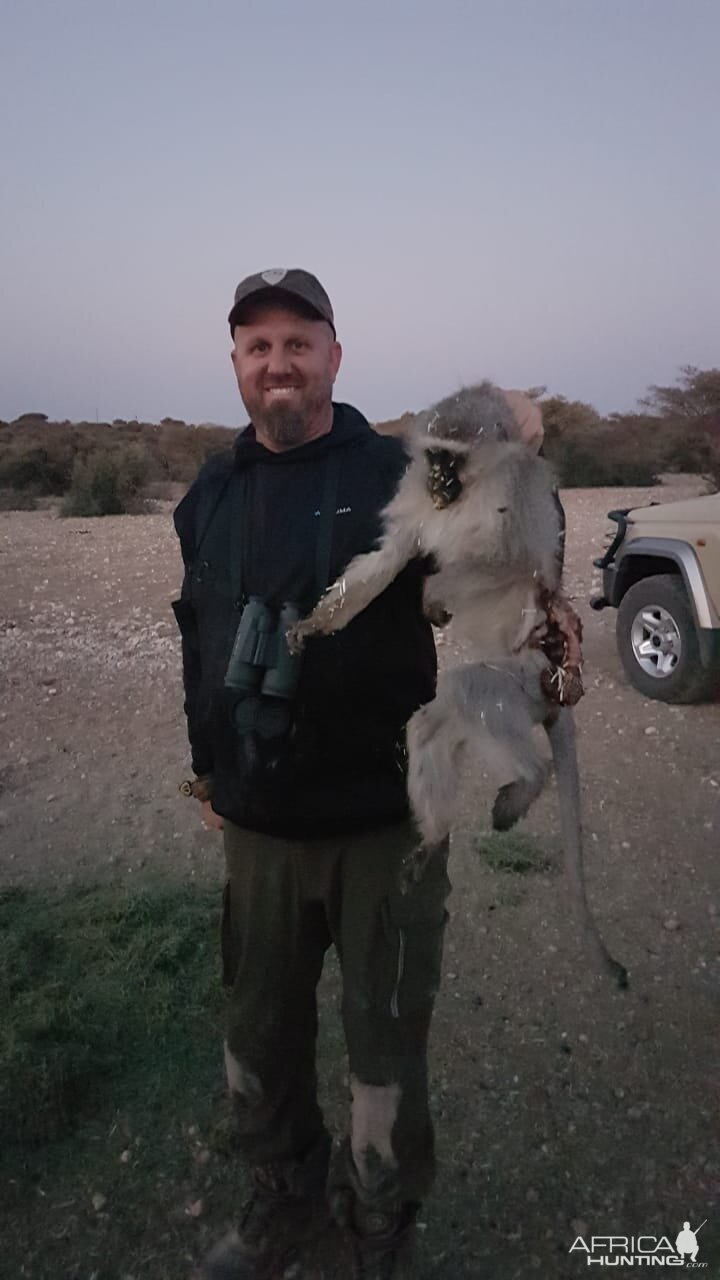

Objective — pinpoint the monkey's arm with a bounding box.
[287,501,420,650]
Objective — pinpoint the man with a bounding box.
[173,268,449,1280]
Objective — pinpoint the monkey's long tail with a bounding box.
[546,708,628,989]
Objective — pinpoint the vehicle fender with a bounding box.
[616,538,719,630]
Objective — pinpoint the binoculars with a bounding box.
[224,597,303,700]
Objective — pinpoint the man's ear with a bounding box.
[330,340,342,380]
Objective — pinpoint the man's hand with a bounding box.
[200,799,224,831]
[500,389,544,451]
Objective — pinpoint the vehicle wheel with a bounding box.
[616,574,712,703]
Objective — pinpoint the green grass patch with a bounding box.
[0,881,237,1278]
[0,882,222,1147]
[474,830,553,875]
[0,882,350,1278]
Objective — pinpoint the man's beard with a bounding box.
[250,384,330,449]
[258,402,313,448]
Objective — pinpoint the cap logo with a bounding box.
[261,268,288,286]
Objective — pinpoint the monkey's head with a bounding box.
[413,382,517,509]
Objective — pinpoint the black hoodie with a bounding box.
[172,402,437,837]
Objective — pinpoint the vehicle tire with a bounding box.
[616,574,713,704]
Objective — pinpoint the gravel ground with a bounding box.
[1,478,718,1278]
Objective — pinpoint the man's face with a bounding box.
[231,303,342,449]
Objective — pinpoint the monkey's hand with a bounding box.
[286,619,308,654]
[289,534,417,653]
[422,575,452,628]
[424,602,453,628]
[286,574,360,653]
[285,590,351,651]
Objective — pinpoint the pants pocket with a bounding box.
[171,595,199,645]
[377,851,450,1020]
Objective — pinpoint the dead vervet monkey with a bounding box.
[288,383,627,988]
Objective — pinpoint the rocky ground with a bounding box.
[1,477,718,1278]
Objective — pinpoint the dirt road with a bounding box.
[1,479,718,1278]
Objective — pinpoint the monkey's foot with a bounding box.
[492,773,545,831]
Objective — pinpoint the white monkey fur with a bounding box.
[289,383,626,985]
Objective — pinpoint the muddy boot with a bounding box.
[348,1202,419,1280]
[200,1148,332,1280]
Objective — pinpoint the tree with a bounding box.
[537,395,602,446]
[636,368,719,489]
[640,365,720,421]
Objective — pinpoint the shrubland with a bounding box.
[1,367,718,514]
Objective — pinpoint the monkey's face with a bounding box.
[425,447,467,508]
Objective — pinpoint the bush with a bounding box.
[552,439,657,487]
[0,419,233,503]
[663,429,720,489]
[60,445,152,517]
[0,445,74,494]
[0,488,38,511]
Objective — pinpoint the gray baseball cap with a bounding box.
[228,267,335,334]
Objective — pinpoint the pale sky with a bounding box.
[1,0,718,426]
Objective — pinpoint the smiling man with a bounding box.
[173,269,447,1280]
[229,270,342,452]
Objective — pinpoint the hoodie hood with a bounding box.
[232,402,373,469]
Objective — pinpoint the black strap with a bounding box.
[314,451,341,599]
[224,450,341,608]
[193,472,233,565]
[230,469,249,607]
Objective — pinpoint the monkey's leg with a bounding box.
[436,662,548,830]
[546,708,628,989]
[288,529,415,651]
[403,665,546,887]
[398,694,466,891]
[406,693,466,849]
[484,699,548,831]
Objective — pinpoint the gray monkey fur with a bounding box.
[289,382,627,987]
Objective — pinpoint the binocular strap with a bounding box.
[228,451,342,607]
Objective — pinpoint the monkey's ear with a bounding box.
[494,422,509,443]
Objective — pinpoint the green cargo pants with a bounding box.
[221,819,451,1215]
